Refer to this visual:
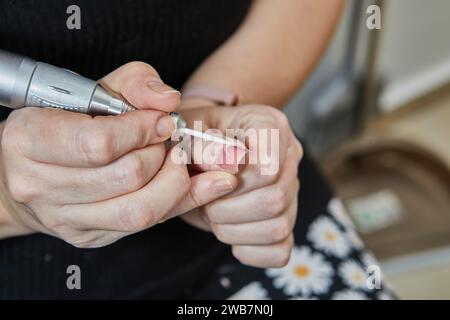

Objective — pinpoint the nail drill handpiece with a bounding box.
[0,49,239,146]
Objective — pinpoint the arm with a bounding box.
[182,0,345,108]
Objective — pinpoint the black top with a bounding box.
[0,0,252,299]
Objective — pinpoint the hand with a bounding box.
[179,105,303,268]
[0,62,238,246]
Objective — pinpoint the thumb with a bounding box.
[99,61,180,112]
[169,171,238,218]
[191,135,247,174]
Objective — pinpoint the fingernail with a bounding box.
[156,115,176,137]
[214,178,234,194]
[147,79,180,95]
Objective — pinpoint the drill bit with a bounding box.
[178,127,241,148]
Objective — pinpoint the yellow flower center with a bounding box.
[353,272,365,283]
[324,231,337,242]
[294,265,310,278]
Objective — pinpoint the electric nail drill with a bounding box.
[0,49,238,146]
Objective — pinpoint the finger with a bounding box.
[29,144,166,204]
[205,144,300,224]
[179,211,212,232]
[232,234,294,268]
[67,148,190,231]
[190,130,247,174]
[99,61,180,112]
[169,171,238,217]
[64,229,131,249]
[211,200,297,246]
[231,127,290,195]
[178,105,291,193]
[14,107,175,167]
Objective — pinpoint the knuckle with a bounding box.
[67,234,99,249]
[77,129,114,166]
[123,61,158,76]
[7,177,38,203]
[170,166,191,195]
[271,246,292,268]
[271,108,290,127]
[293,139,304,160]
[187,183,203,208]
[118,154,147,189]
[203,205,219,224]
[263,187,286,216]
[231,245,246,263]
[70,241,92,249]
[1,119,23,152]
[270,217,291,243]
[251,105,289,126]
[259,169,278,184]
[211,224,230,244]
[41,214,66,233]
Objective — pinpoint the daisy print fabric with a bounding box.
[195,196,397,300]
[266,247,333,297]
[307,216,351,258]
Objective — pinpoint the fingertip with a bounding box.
[122,76,181,112]
[156,114,177,138]
[191,171,237,200]
[213,171,239,190]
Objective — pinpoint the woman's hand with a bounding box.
[0,62,238,246]
[180,105,303,268]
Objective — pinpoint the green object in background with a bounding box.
[347,190,403,234]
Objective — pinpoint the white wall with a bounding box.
[378,0,450,111]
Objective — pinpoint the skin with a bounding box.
[180,106,302,268]
[0,0,345,268]
[0,63,238,247]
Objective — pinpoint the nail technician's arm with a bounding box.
[182,0,345,108]
[0,62,238,244]
[180,0,344,268]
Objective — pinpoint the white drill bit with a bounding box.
[177,127,242,148]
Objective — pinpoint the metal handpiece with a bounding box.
[0,49,134,115]
[0,49,239,146]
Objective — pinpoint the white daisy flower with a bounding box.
[266,246,333,298]
[345,227,364,250]
[332,289,368,300]
[328,198,355,229]
[228,282,268,300]
[307,216,351,258]
[361,252,380,269]
[339,260,368,290]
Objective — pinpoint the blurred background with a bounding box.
[284,0,450,299]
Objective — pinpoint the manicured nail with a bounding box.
[156,115,176,137]
[147,79,180,95]
[213,177,234,194]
